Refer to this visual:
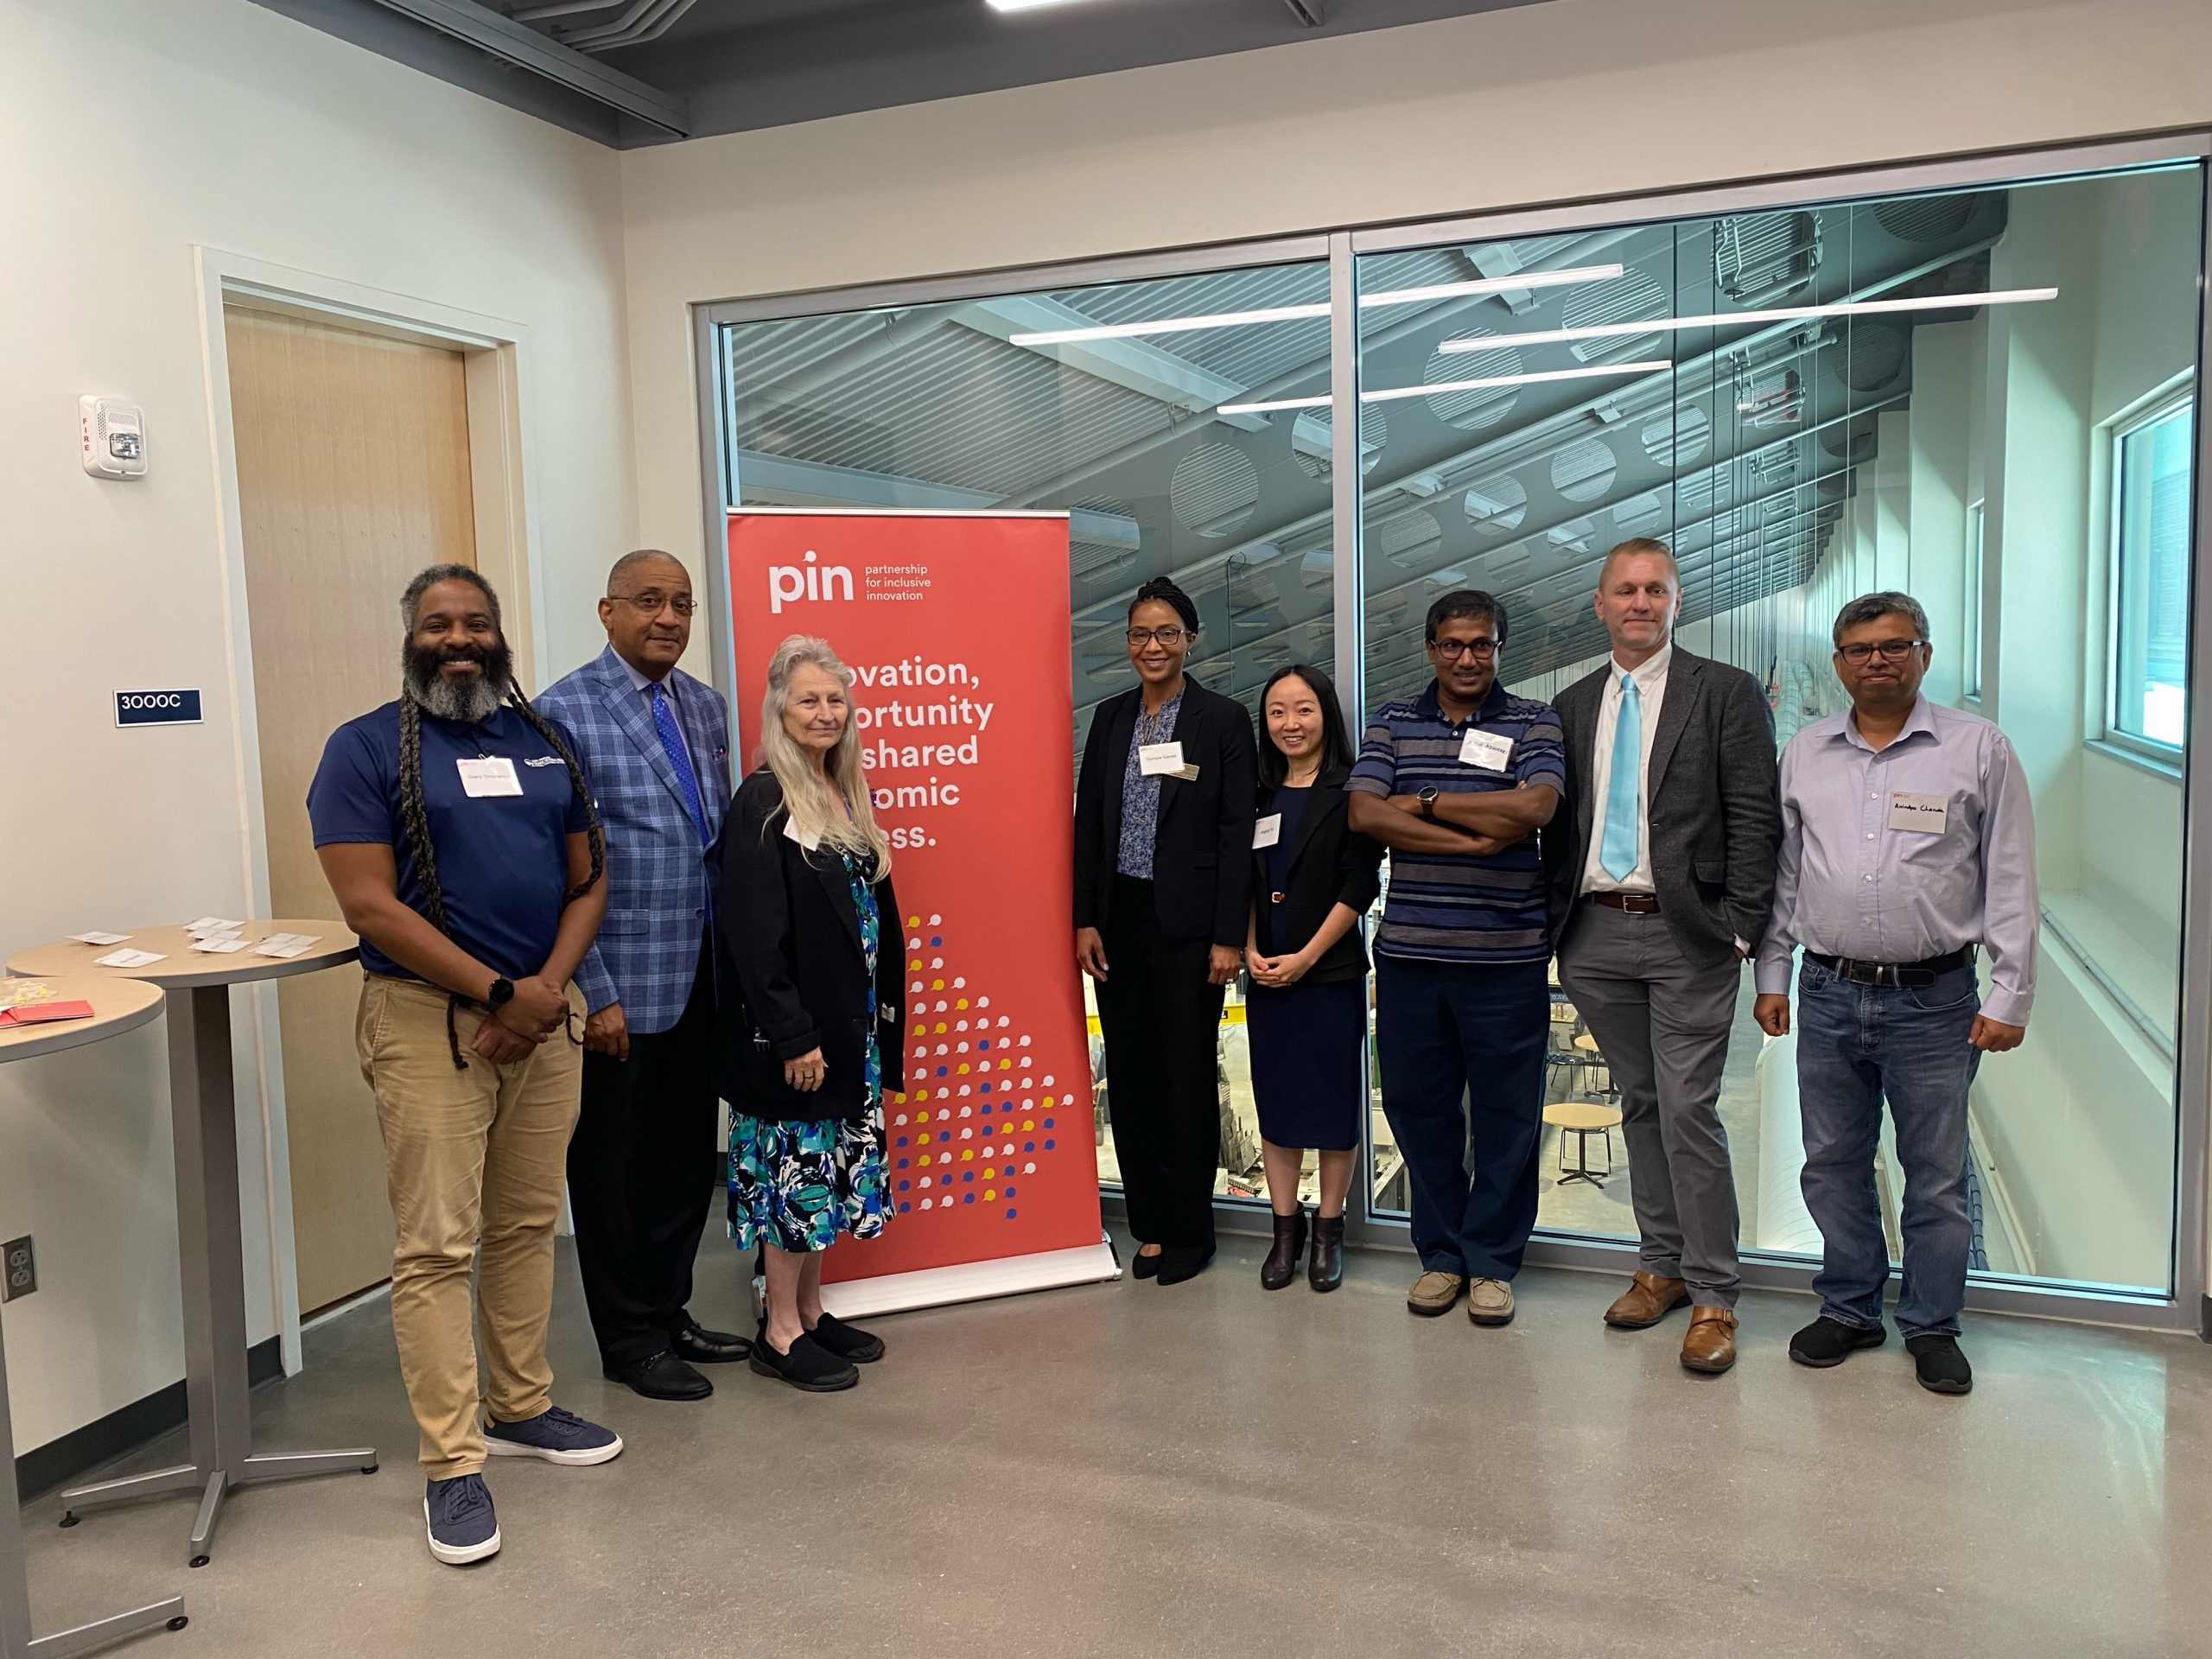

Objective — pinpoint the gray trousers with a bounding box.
[1554,901,1743,1307]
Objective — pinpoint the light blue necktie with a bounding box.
[650,683,709,846]
[1599,671,1642,881]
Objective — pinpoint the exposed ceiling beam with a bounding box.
[735,450,1140,548]
[950,296,1273,432]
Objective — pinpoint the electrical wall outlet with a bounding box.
[2,1236,34,1302]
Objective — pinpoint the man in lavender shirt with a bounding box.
[1753,592,2037,1397]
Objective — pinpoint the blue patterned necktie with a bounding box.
[1599,670,1642,881]
[649,682,709,846]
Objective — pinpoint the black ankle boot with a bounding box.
[1260,1206,1307,1291]
[1307,1214,1344,1292]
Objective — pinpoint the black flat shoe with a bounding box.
[1131,1250,1161,1280]
[603,1350,712,1402]
[1307,1214,1344,1293]
[807,1311,885,1363]
[1155,1243,1216,1286]
[1906,1333,1974,1395]
[1789,1315,1887,1368]
[672,1319,752,1363]
[749,1331,858,1393]
[1260,1207,1307,1291]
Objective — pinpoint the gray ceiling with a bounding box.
[256,0,1559,145]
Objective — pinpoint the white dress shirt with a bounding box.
[1580,644,1672,896]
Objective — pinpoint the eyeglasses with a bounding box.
[609,593,698,617]
[1127,627,1194,646]
[1836,638,1925,665]
[1428,637,1500,660]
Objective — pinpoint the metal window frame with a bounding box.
[693,127,2212,1333]
[2107,391,2200,756]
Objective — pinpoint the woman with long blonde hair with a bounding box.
[715,635,904,1391]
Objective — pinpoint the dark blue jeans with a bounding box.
[1795,957,1982,1338]
[1375,954,1550,1281]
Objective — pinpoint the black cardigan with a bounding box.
[1248,766,1383,984]
[713,769,906,1124]
[1073,675,1258,948]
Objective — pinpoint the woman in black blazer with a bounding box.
[716,635,905,1394]
[1243,664,1382,1293]
[1073,577,1257,1285]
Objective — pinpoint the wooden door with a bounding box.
[226,305,477,1314]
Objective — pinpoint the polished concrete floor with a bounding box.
[17,1230,2212,1659]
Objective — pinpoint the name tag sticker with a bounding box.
[457,757,522,798]
[1138,741,1186,778]
[1253,813,1282,849]
[782,815,822,852]
[1889,791,1948,834]
[1459,729,1514,772]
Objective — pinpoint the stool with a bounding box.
[1543,1098,1623,1186]
[1570,1031,1614,1102]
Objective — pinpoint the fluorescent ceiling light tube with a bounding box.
[988,0,1094,10]
[1435,288,2060,354]
[1007,264,1624,346]
[1217,359,1674,417]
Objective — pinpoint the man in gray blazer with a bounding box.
[1541,538,1781,1375]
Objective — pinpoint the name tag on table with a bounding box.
[1459,728,1514,772]
[1253,813,1282,849]
[1889,791,1948,834]
[1138,741,1188,778]
[457,757,522,798]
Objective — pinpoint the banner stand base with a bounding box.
[819,1242,1122,1319]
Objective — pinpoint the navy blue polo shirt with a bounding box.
[308,702,589,983]
[1346,678,1567,965]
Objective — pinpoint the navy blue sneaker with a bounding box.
[484,1404,623,1466]
[424,1474,500,1566]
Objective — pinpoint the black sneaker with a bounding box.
[807,1312,886,1363]
[1788,1315,1887,1368]
[1906,1333,1974,1395]
[750,1330,859,1393]
[423,1474,500,1566]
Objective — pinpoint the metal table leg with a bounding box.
[2,1308,186,1659]
[55,986,377,1567]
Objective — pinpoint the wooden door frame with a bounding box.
[194,248,547,1374]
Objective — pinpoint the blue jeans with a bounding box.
[1795,957,1981,1338]
[1375,954,1550,1281]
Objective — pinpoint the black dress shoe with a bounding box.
[1307,1214,1344,1293]
[1155,1243,1216,1286]
[671,1319,752,1363]
[1260,1207,1307,1291]
[1131,1250,1161,1280]
[604,1350,712,1402]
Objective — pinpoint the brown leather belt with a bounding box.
[1587,891,1661,914]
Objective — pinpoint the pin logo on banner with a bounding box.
[767,549,855,613]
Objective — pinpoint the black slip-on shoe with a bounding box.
[808,1311,886,1363]
[749,1331,859,1393]
[1155,1243,1216,1286]
[1131,1250,1161,1280]
[1789,1315,1888,1368]
[1906,1333,1974,1395]
[603,1350,712,1402]
[671,1319,753,1363]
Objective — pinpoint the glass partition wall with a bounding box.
[702,139,2211,1323]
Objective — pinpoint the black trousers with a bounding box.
[568,934,719,1368]
[1097,875,1224,1250]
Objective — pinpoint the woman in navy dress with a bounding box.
[1243,664,1382,1292]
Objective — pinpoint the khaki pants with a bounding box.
[356,974,582,1479]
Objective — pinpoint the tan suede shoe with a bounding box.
[1406,1269,1466,1317]
[1680,1306,1738,1374]
[1604,1271,1691,1329]
[1465,1277,1515,1326]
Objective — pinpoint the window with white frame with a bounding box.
[2110,397,2195,750]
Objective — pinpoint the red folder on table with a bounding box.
[0,1001,96,1027]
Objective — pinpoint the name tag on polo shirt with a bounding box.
[1889,791,1948,834]
[1253,813,1282,849]
[456,756,522,798]
[1139,741,1187,777]
[1459,728,1513,772]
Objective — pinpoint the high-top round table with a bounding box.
[0,976,188,1658]
[4,925,378,1570]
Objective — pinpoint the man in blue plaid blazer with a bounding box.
[537,550,751,1401]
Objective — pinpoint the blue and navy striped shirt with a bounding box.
[1346,679,1567,965]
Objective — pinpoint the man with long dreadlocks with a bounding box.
[309,563,621,1567]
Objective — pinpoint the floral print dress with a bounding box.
[727,849,890,1253]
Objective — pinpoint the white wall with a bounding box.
[0,0,632,1456]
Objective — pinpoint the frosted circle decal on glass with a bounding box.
[1640,406,1711,468]
[1290,404,1385,479]
[1464,474,1528,535]
[1424,332,1522,431]
[1550,437,1618,503]
[1170,442,1261,538]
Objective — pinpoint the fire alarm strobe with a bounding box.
[80,395,147,479]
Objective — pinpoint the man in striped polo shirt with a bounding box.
[1348,590,1567,1327]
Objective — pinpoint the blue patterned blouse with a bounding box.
[841,849,882,1109]
[1115,684,1185,880]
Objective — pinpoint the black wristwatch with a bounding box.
[1417,785,1440,820]
[486,976,516,1012]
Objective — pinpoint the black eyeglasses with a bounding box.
[608,593,698,617]
[1429,637,1499,661]
[1837,638,1924,665]
[1127,626,1194,646]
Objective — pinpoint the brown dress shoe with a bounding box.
[1604,1271,1691,1329]
[1680,1306,1738,1374]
